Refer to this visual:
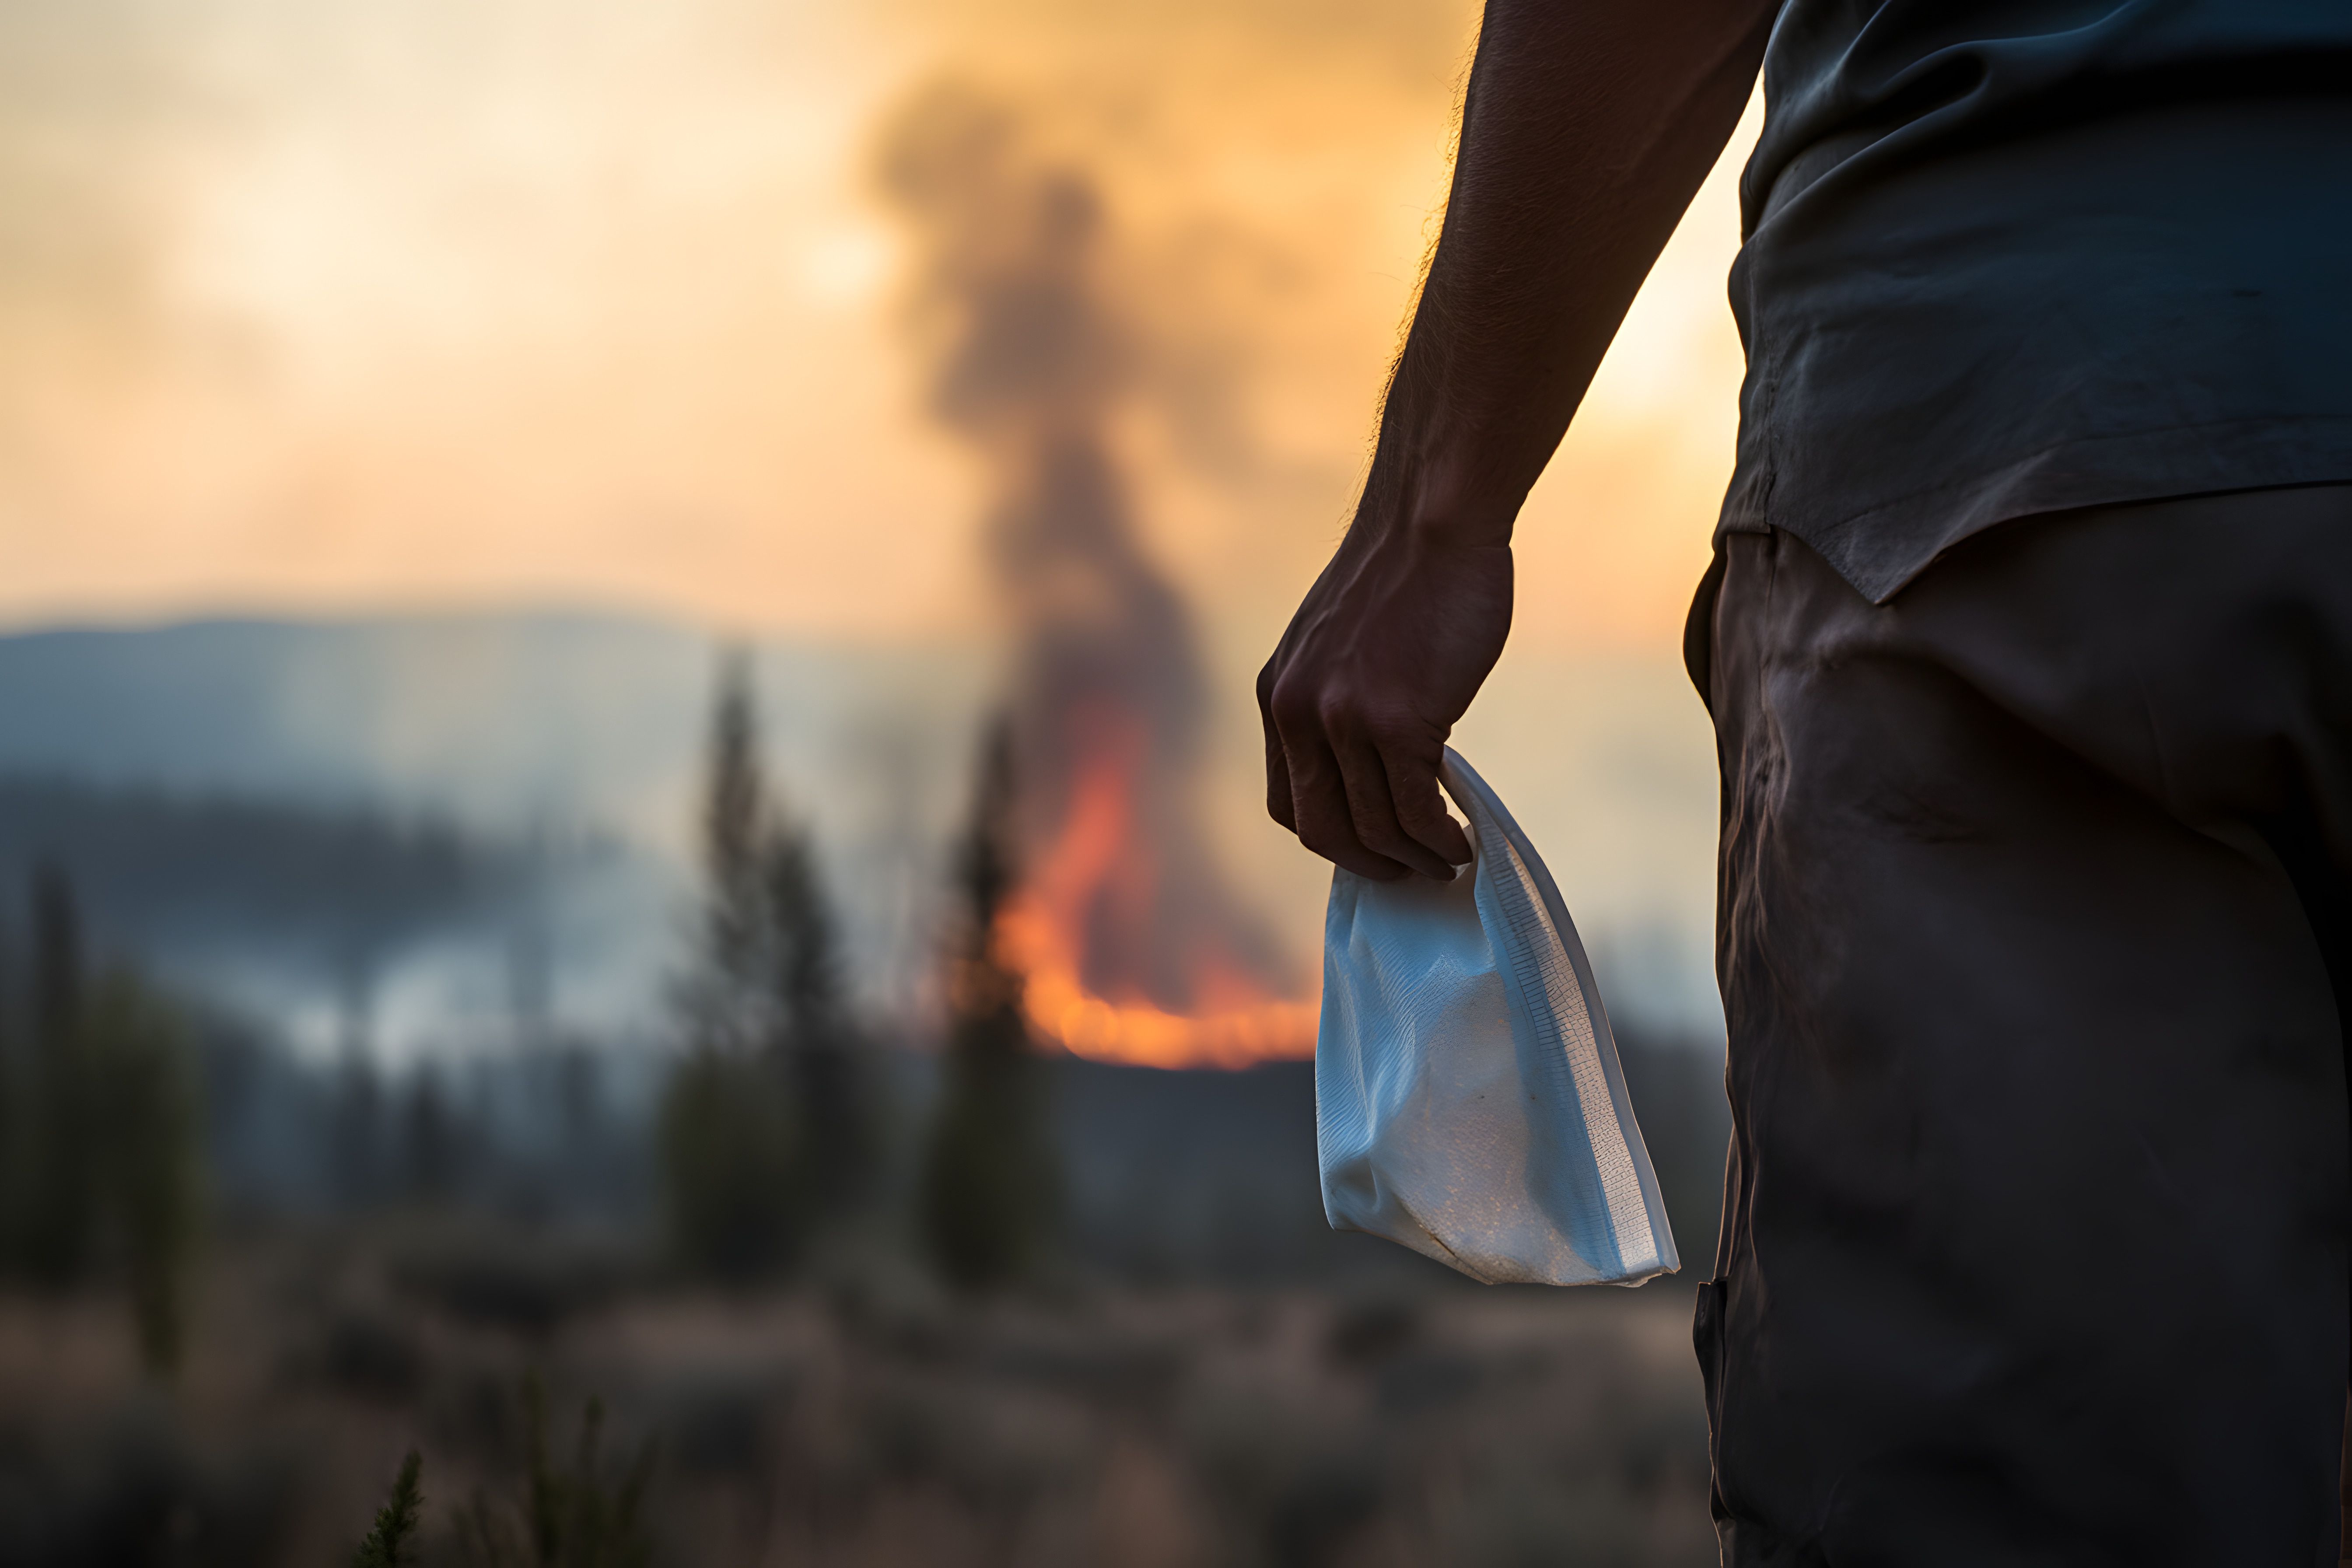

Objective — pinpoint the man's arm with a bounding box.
[1258,0,1773,880]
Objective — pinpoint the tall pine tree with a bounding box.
[920,720,1056,1288]
[765,813,871,1216]
[658,650,872,1282]
[82,972,200,1374]
[4,867,200,1374]
[688,652,773,1055]
[21,864,93,1285]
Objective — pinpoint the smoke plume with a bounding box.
[875,80,1302,1064]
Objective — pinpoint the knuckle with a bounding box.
[1364,707,1429,751]
[1319,703,1368,748]
[1269,678,1320,732]
[1295,805,1359,866]
[1390,774,1442,818]
[1346,806,1410,861]
[1344,792,1391,837]
[1383,799,1439,832]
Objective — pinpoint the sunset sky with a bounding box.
[2,0,1759,1043]
[0,0,1756,658]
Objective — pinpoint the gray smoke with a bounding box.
[875,79,1291,1015]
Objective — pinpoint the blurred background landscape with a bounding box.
[0,0,1753,1562]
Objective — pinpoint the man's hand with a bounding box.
[1258,525,1505,881]
[1260,0,1771,877]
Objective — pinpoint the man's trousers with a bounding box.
[1691,486,2352,1564]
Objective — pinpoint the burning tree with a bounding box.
[920,721,1057,1288]
[875,81,1312,1070]
[658,653,872,1282]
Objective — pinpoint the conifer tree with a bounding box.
[695,653,772,1052]
[765,807,873,1215]
[660,654,798,1280]
[401,1064,460,1207]
[328,1048,388,1211]
[0,931,13,1263]
[4,867,201,1373]
[658,650,880,1280]
[920,719,1057,1287]
[21,864,93,1284]
[82,971,201,1375]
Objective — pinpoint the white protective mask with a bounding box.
[1316,749,1678,1286]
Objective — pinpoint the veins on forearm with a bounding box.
[1364,0,1772,537]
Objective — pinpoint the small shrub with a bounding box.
[350,1451,424,1568]
[346,1378,656,1568]
[453,1374,655,1568]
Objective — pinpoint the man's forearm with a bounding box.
[1366,0,1773,547]
[1258,0,1772,881]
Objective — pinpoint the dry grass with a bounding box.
[0,1225,1716,1567]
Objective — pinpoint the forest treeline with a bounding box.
[0,867,199,1373]
[0,651,1730,1353]
[655,654,1057,1290]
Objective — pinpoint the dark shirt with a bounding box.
[1720,0,2352,602]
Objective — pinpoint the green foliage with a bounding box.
[346,1380,655,1568]
[0,867,203,1375]
[920,721,1057,1289]
[658,651,875,1282]
[82,969,203,1373]
[655,1046,802,1284]
[688,653,771,1055]
[350,1451,424,1568]
[18,863,94,1283]
[764,816,871,1214]
[920,1041,1054,1289]
[764,818,845,1046]
[453,1375,655,1568]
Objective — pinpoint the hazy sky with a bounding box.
[0,0,1763,1045]
[0,0,1755,660]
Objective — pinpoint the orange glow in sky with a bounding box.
[0,0,1756,661]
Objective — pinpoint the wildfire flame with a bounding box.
[994,729,1316,1071]
[878,83,1312,1070]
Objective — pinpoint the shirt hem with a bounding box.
[1717,416,2352,603]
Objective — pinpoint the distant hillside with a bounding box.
[0,776,510,963]
[0,612,988,848]
[180,1042,1726,1285]
[0,614,995,1047]
[0,612,1729,1052]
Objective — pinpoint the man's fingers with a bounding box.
[1382,746,1472,870]
[1282,729,1412,881]
[1264,724,1298,833]
[1265,663,1421,880]
[1334,732,1458,880]
[1256,661,1297,832]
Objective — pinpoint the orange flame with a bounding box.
[993,732,1316,1070]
